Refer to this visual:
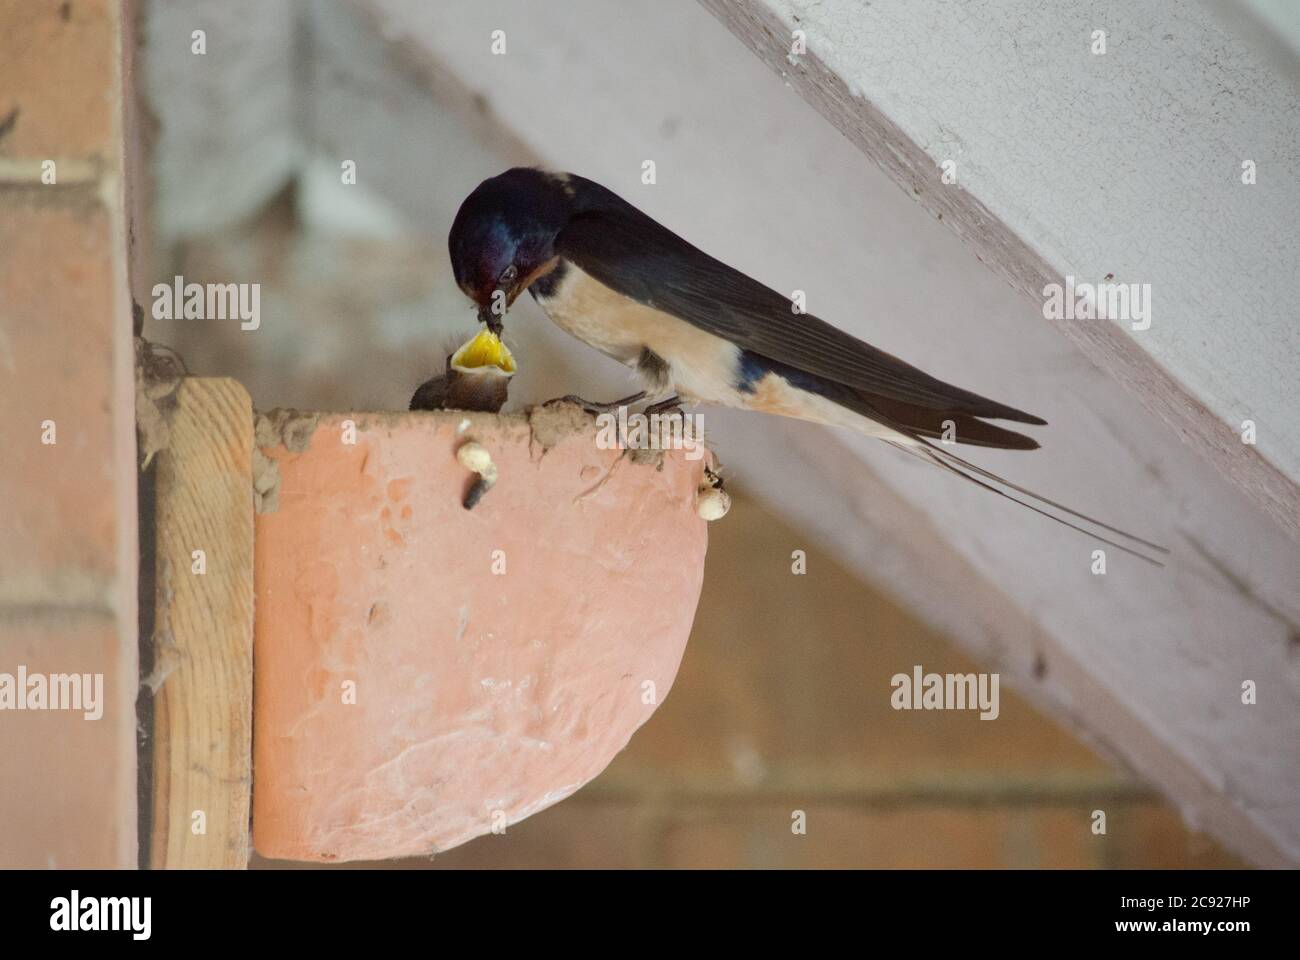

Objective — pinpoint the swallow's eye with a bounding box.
[498,264,518,286]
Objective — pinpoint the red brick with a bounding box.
[0,0,115,160]
[0,202,120,597]
[252,412,709,862]
[0,617,135,867]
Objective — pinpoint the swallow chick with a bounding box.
[410,329,516,413]
[447,167,1165,563]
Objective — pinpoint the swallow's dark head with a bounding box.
[449,168,572,331]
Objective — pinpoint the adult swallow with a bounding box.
[448,167,1165,563]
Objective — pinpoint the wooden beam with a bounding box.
[148,378,254,868]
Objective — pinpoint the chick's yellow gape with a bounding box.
[452,329,516,374]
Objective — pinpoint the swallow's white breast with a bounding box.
[533,261,742,405]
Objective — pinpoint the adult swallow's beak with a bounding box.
[478,284,512,334]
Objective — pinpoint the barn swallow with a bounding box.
[448,167,1166,563]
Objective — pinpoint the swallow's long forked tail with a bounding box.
[882,435,1170,567]
[742,360,1169,566]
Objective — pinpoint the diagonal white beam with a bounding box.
[701,0,1300,540]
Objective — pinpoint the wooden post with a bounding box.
[148,378,255,868]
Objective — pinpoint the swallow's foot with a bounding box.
[644,395,682,418]
[541,391,647,415]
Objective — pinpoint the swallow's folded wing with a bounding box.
[556,181,1044,426]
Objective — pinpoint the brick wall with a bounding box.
[0,0,139,868]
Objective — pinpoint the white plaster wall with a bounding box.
[762,0,1300,485]
[144,0,300,240]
